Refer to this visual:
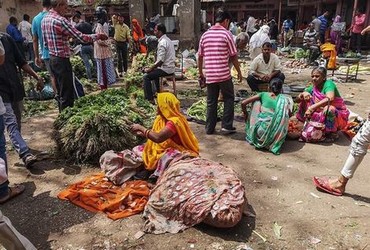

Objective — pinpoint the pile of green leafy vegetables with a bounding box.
[53,86,156,163]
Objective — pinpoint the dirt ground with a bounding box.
[2,61,370,250]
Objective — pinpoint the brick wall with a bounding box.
[0,0,41,32]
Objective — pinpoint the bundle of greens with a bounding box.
[124,53,155,87]
[184,67,198,80]
[187,98,224,122]
[70,56,87,79]
[53,87,156,163]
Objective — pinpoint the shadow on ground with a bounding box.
[1,181,95,250]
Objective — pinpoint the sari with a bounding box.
[249,25,270,59]
[320,42,337,70]
[143,156,246,234]
[142,92,199,171]
[330,15,344,54]
[296,83,349,133]
[245,94,291,154]
[94,22,116,88]
[132,19,147,54]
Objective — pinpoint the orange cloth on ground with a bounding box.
[142,92,199,170]
[132,19,147,54]
[320,42,337,70]
[58,173,150,220]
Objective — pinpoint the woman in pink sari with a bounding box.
[330,15,344,55]
[296,67,349,141]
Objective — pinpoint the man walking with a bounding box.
[318,11,330,43]
[198,10,242,135]
[6,17,25,58]
[76,15,96,80]
[32,0,57,95]
[42,0,108,111]
[112,14,131,77]
[0,32,44,168]
[19,14,34,62]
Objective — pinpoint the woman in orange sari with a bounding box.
[131,18,147,54]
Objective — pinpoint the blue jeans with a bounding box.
[0,115,9,198]
[80,45,95,80]
[3,103,30,159]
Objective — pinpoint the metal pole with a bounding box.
[278,0,282,33]
[352,0,358,17]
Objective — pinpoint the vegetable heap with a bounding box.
[187,98,243,122]
[53,87,156,163]
[124,53,155,87]
[70,56,87,79]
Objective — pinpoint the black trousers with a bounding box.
[143,69,171,101]
[50,56,74,111]
[351,33,362,53]
[116,41,128,73]
[247,73,285,92]
[206,79,234,134]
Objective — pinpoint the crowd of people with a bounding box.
[1,1,370,247]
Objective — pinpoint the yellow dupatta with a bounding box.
[142,93,199,170]
[320,42,337,70]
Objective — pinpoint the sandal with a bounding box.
[0,184,25,204]
[312,176,344,196]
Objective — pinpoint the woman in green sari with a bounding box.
[241,78,292,154]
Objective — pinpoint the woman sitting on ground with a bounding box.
[241,78,292,154]
[131,92,199,179]
[296,66,349,141]
[131,92,246,234]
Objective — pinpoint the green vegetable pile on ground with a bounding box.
[130,53,155,72]
[23,100,58,117]
[186,98,225,122]
[124,53,155,88]
[345,51,359,58]
[53,87,156,163]
[184,67,198,80]
[124,71,145,87]
[70,56,87,79]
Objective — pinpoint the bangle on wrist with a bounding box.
[145,129,151,138]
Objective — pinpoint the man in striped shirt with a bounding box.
[303,22,320,63]
[318,11,330,43]
[42,0,107,110]
[198,10,242,135]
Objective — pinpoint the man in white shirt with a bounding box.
[143,23,175,102]
[18,14,34,62]
[246,42,285,91]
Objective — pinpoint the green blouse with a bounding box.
[259,92,278,110]
[304,79,341,97]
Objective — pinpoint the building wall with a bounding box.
[0,0,41,32]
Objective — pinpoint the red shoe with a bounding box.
[313,176,344,196]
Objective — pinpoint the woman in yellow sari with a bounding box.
[131,93,246,234]
[131,92,199,179]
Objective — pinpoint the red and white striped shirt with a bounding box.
[198,25,237,84]
[42,10,95,58]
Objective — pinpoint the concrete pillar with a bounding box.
[178,0,201,49]
[129,0,145,28]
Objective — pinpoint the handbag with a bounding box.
[299,99,330,143]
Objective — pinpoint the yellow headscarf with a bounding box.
[142,93,199,170]
[320,42,337,70]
